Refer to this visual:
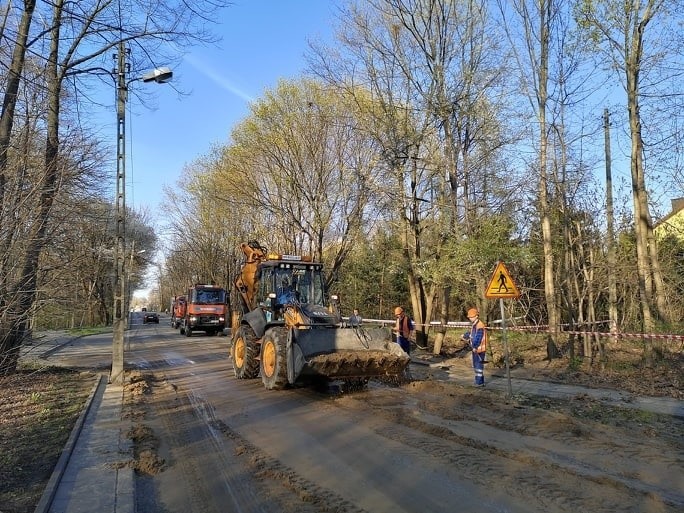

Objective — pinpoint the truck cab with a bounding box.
[180,284,227,337]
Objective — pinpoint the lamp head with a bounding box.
[142,66,173,83]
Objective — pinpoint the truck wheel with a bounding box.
[260,327,289,390]
[232,325,260,379]
[185,325,192,337]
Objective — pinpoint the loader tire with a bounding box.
[260,327,289,390]
[232,325,260,379]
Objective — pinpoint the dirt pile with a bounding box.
[123,371,166,475]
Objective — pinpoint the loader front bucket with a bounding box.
[288,326,410,382]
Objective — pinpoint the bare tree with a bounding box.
[497,0,567,358]
[309,0,514,349]
[576,0,684,332]
[208,78,379,287]
[0,0,231,375]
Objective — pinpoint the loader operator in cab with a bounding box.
[277,277,297,305]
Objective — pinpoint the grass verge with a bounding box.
[0,364,96,513]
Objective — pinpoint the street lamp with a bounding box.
[142,67,173,84]
[111,42,172,385]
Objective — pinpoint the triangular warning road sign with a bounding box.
[485,261,520,299]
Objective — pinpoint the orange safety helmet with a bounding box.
[467,307,479,318]
[394,306,404,316]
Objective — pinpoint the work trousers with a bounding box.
[472,351,485,385]
[397,336,410,355]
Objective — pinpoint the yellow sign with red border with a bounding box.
[485,261,520,299]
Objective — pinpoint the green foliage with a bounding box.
[572,0,604,46]
[567,356,583,372]
[156,0,682,339]
[333,229,409,319]
[430,214,535,315]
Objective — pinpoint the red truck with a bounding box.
[179,284,228,337]
[170,295,187,329]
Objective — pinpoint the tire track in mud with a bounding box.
[211,419,369,513]
[126,339,680,513]
[159,383,275,513]
[130,371,369,513]
[333,382,682,513]
[132,375,221,513]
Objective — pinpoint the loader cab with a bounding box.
[293,265,325,305]
[258,261,326,310]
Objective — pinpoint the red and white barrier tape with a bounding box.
[560,331,684,341]
[365,318,683,342]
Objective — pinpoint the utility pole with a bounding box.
[109,46,171,384]
[111,41,128,384]
[604,108,617,351]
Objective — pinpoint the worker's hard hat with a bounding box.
[467,307,479,318]
[394,306,404,315]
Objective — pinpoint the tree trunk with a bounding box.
[0,0,38,376]
[432,286,451,355]
[0,0,36,208]
[537,0,560,359]
[627,77,653,333]
[0,0,65,376]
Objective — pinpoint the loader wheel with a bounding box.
[232,325,260,379]
[260,327,289,390]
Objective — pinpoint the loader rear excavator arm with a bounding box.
[234,241,268,312]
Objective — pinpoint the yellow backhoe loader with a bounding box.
[230,241,409,390]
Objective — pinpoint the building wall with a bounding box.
[655,198,684,242]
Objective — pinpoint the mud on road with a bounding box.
[122,345,683,513]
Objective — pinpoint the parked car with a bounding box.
[143,312,159,324]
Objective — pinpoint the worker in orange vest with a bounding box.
[393,306,415,355]
[462,307,487,386]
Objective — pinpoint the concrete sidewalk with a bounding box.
[25,332,134,513]
[34,377,134,513]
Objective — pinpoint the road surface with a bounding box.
[49,315,684,513]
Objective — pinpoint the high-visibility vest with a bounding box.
[469,319,487,353]
[396,315,413,338]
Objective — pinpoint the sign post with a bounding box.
[484,261,520,400]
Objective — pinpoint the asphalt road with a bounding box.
[39,314,684,513]
[124,317,521,513]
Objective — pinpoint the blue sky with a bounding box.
[121,1,340,224]
[113,0,677,249]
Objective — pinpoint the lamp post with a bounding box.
[110,42,172,385]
